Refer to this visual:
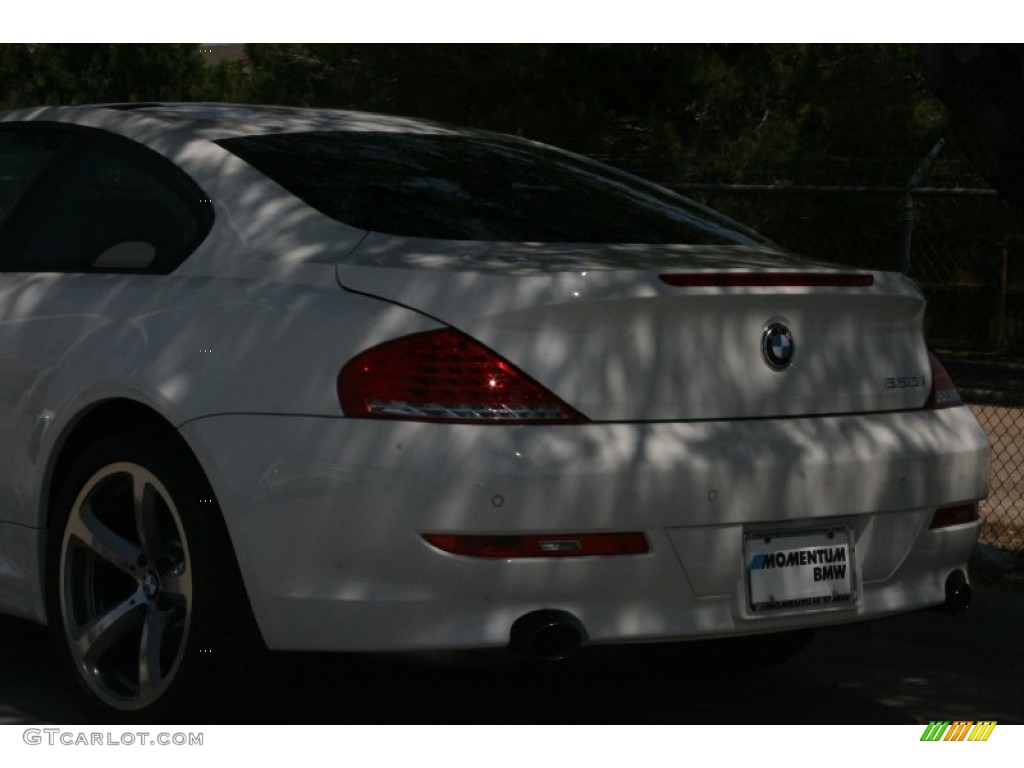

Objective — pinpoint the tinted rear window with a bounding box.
[0,129,66,229]
[217,131,762,245]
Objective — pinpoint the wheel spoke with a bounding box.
[67,501,143,577]
[138,606,175,702]
[160,564,192,607]
[134,473,172,564]
[73,588,146,667]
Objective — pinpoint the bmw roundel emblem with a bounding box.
[761,322,795,371]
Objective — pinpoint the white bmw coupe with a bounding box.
[0,103,989,721]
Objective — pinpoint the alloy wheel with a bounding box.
[59,462,193,712]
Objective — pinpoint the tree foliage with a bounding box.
[0,43,949,184]
[1,44,204,106]
[233,43,946,184]
[923,44,1024,212]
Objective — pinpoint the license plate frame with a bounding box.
[744,525,857,613]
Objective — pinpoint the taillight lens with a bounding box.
[660,272,875,288]
[929,504,979,529]
[338,329,586,424]
[926,352,963,410]
[423,532,649,558]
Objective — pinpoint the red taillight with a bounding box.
[926,352,963,409]
[423,532,649,558]
[338,329,585,424]
[659,272,874,288]
[929,504,979,529]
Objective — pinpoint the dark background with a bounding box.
[0,44,979,183]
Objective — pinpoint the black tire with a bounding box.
[46,429,275,723]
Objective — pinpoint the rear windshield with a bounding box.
[217,131,763,245]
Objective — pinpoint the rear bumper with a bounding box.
[180,406,989,651]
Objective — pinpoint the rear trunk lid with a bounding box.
[336,236,930,422]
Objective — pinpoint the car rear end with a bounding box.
[180,114,989,655]
[184,349,987,654]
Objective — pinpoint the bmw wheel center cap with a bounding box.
[762,322,795,370]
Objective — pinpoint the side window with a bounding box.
[1,126,212,273]
[0,129,65,230]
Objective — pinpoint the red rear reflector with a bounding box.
[338,329,585,424]
[659,272,874,287]
[929,504,979,529]
[423,532,649,558]
[925,352,963,409]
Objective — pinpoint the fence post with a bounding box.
[900,138,946,274]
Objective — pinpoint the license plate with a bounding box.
[745,526,856,612]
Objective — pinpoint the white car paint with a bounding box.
[335,236,931,421]
[182,407,986,650]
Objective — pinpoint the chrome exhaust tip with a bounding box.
[509,609,586,660]
[940,569,972,614]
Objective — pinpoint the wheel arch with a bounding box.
[41,398,275,720]
[43,399,197,529]
[40,399,256,610]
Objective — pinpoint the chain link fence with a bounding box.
[665,166,1024,552]
[970,405,1024,549]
